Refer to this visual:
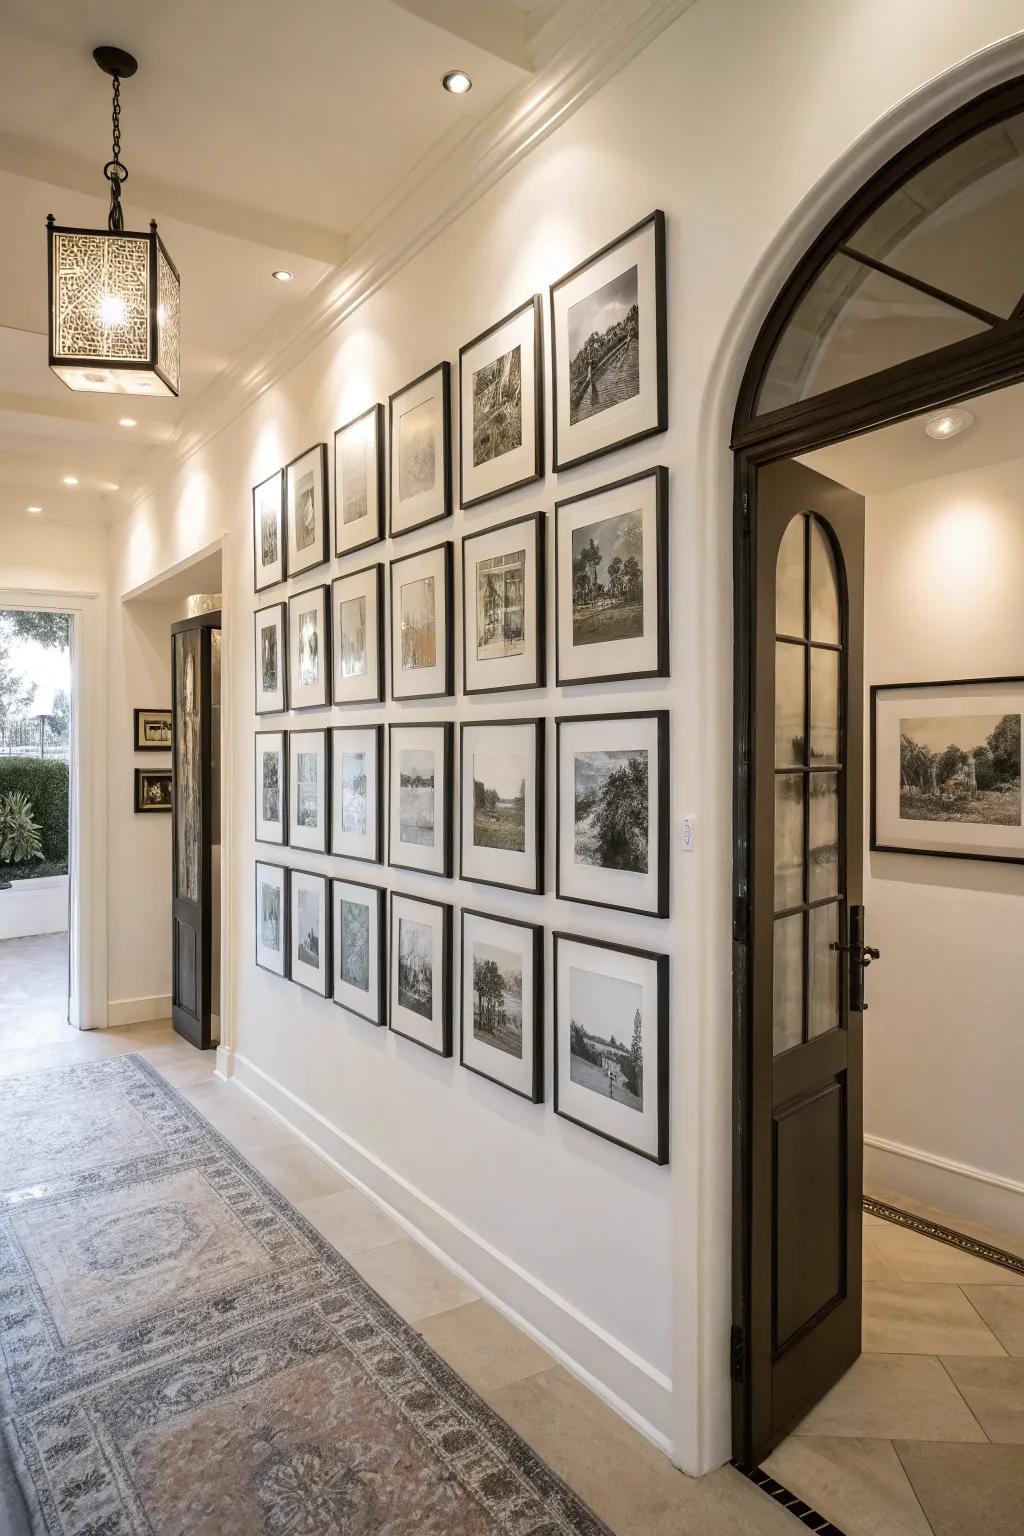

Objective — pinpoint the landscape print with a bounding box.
[399,399,436,501]
[296,886,320,968]
[261,749,280,822]
[295,469,316,550]
[401,576,436,671]
[569,964,643,1112]
[476,548,525,660]
[473,752,526,852]
[296,751,318,828]
[398,916,433,1018]
[261,622,278,691]
[340,751,368,836]
[341,435,368,525]
[568,265,639,426]
[340,899,370,991]
[472,344,522,466]
[571,508,643,647]
[900,712,1021,825]
[340,595,367,678]
[574,748,649,872]
[260,881,281,952]
[260,502,278,567]
[298,608,319,686]
[399,748,435,847]
[472,939,523,1059]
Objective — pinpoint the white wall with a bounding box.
[864,458,1024,1233]
[105,0,1024,1472]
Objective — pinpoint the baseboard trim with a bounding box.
[865,1133,1024,1239]
[229,1050,673,1454]
[106,994,172,1028]
[214,1044,233,1082]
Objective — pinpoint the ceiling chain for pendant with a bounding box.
[104,72,128,233]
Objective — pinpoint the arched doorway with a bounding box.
[731,73,1024,1465]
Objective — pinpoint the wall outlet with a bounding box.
[681,814,696,851]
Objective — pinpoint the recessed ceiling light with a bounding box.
[442,70,472,94]
[925,406,974,441]
[108,483,120,492]
[272,269,293,282]
[119,416,137,427]
[63,475,78,485]
[27,505,42,514]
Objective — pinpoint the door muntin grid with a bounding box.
[773,511,846,1056]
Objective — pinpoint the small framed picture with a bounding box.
[334,403,385,556]
[255,730,287,846]
[286,442,329,577]
[462,511,545,695]
[556,711,669,917]
[460,908,543,1103]
[289,868,331,997]
[254,602,287,715]
[388,722,453,878]
[389,362,451,536]
[288,584,331,710]
[389,541,454,700]
[459,295,543,509]
[389,890,452,1056]
[460,719,544,894]
[134,767,172,812]
[288,728,330,854]
[554,932,668,1164]
[331,724,383,864]
[255,861,288,978]
[332,877,386,1026]
[332,563,385,706]
[253,467,285,590]
[550,210,667,473]
[555,467,668,686]
[134,708,172,751]
[871,677,1024,863]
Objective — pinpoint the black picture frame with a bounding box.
[334,403,386,557]
[134,767,172,812]
[553,930,669,1165]
[133,707,172,752]
[331,722,384,865]
[252,466,286,592]
[388,361,452,537]
[285,441,330,576]
[288,728,331,855]
[331,562,386,706]
[254,861,289,979]
[870,675,1024,865]
[554,466,669,687]
[388,890,453,1057]
[289,867,332,998]
[254,602,288,716]
[550,209,667,474]
[331,875,387,1027]
[459,717,545,895]
[555,709,670,917]
[388,721,454,878]
[459,294,544,510]
[389,540,454,701]
[460,907,544,1103]
[461,510,546,696]
[254,729,288,847]
[288,584,332,711]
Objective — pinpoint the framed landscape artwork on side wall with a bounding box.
[332,877,386,1026]
[331,724,383,864]
[254,603,286,714]
[389,542,454,700]
[459,718,544,894]
[331,563,384,706]
[288,728,330,854]
[288,585,331,710]
[460,908,543,1102]
[461,511,545,695]
[389,362,452,536]
[388,722,453,878]
[285,443,329,577]
[459,295,543,508]
[253,468,285,590]
[254,730,287,845]
[334,403,385,556]
[388,891,453,1056]
[134,708,172,751]
[871,677,1024,863]
[255,861,288,978]
[134,767,172,813]
[289,868,331,997]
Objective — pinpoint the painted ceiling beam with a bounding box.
[388,0,536,71]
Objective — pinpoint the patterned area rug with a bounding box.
[0,1055,613,1535]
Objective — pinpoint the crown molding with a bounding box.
[118,0,695,514]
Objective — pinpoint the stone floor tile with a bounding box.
[894,1441,1024,1535]
[940,1355,1024,1444]
[794,1354,986,1442]
[961,1284,1024,1356]
[297,1187,404,1256]
[763,1434,932,1536]
[243,1139,351,1202]
[863,1279,1005,1356]
[350,1238,477,1323]
[417,1300,554,1395]
[870,1224,1022,1286]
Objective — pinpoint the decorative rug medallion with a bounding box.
[0,1055,613,1535]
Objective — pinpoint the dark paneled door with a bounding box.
[171,611,221,1049]
[747,459,871,1458]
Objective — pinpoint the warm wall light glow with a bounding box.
[27,505,41,514]
[925,407,974,441]
[119,416,137,427]
[63,475,78,485]
[442,70,472,94]
[272,269,293,282]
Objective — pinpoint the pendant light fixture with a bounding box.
[47,46,180,397]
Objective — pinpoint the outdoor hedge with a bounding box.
[0,756,69,864]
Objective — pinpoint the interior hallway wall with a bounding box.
[864,456,1024,1233]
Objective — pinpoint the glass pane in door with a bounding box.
[809,520,840,644]
[773,914,804,1055]
[776,515,805,637]
[776,642,806,765]
[774,774,804,910]
[810,647,840,762]
[808,773,840,901]
[808,902,840,1038]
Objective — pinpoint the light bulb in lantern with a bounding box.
[99,293,126,326]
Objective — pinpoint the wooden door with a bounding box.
[171,611,221,1048]
[740,458,875,1460]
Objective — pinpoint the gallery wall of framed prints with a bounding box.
[246,205,674,1165]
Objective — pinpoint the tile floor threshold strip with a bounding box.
[863,1197,1024,1279]
[733,1463,847,1533]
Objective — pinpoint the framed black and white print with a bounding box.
[253,467,285,590]
[332,877,386,1026]
[460,719,544,894]
[462,511,545,695]
[460,908,543,1102]
[255,730,287,845]
[871,677,1024,863]
[389,542,454,700]
[134,767,172,812]
[255,861,288,978]
[254,603,287,714]
[331,724,383,864]
[554,932,668,1163]
[332,564,384,706]
[289,868,331,997]
[133,708,172,751]
[288,584,330,710]
[556,711,669,917]
[288,728,330,854]
[459,296,543,509]
[550,210,667,473]
[286,442,329,577]
[389,891,452,1056]
[389,362,452,536]
[388,722,453,878]
[555,467,668,685]
[334,404,385,557]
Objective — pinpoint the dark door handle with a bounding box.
[830,942,881,967]
[831,906,876,1012]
